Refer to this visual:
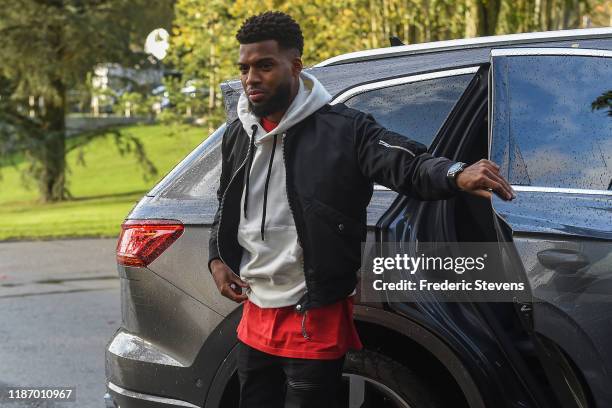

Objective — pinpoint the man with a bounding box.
[208,11,514,408]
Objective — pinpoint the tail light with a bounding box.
[116,219,184,267]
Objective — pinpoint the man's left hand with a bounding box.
[455,159,515,201]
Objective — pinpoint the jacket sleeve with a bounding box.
[207,125,233,273]
[352,110,459,200]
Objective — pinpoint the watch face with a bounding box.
[449,162,463,176]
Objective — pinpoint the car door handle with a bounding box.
[537,249,590,274]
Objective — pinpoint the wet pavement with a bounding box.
[0,238,120,407]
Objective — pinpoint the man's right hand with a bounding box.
[210,259,249,303]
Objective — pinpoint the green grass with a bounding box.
[0,123,210,241]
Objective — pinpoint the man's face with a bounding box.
[238,40,301,118]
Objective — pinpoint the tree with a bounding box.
[592,90,612,117]
[166,0,605,134]
[168,0,237,114]
[465,0,502,36]
[0,0,173,202]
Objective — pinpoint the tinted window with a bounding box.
[346,74,473,223]
[345,74,474,147]
[153,125,224,223]
[491,55,612,190]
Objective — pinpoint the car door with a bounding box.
[333,67,478,307]
[489,48,612,408]
[338,64,559,407]
[372,64,562,408]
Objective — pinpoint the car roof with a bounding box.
[221,27,612,122]
[315,27,612,66]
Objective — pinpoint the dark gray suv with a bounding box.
[105,27,612,408]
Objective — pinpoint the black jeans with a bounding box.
[236,340,346,408]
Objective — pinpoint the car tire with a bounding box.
[342,349,444,408]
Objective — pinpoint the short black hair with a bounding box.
[236,11,304,56]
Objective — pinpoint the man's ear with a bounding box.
[291,57,303,76]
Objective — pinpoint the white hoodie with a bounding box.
[236,71,332,308]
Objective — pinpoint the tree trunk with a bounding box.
[38,81,67,203]
[544,0,554,30]
[562,0,572,27]
[208,24,216,111]
[486,0,502,34]
[403,1,410,43]
[534,0,542,30]
[467,0,501,36]
[370,0,380,48]
[382,0,390,40]
[422,0,431,41]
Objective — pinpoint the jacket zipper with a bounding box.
[217,128,256,278]
[281,133,295,235]
[282,133,308,313]
[378,139,416,156]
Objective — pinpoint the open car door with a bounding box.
[488,47,612,408]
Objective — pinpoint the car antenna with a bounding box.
[389,36,404,47]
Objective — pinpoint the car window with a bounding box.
[345,74,475,147]
[491,55,612,190]
[345,73,475,223]
[151,125,224,223]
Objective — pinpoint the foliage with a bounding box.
[168,0,606,119]
[0,0,173,202]
[117,92,150,117]
[0,0,607,205]
[592,90,612,116]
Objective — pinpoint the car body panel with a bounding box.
[489,48,612,406]
[493,192,612,239]
[381,67,558,407]
[221,38,612,123]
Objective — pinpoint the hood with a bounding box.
[236,71,332,245]
[237,71,332,142]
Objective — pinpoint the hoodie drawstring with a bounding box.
[260,134,278,240]
[242,124,278,241]
[242,125,258,219]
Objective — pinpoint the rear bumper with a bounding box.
[104,330,206,407]
[105,382,201,408]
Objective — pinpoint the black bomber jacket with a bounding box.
[208,103,459,313]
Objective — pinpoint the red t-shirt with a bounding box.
[236,116,363,360]
[237,297,363,360]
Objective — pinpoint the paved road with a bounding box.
[0,238,120,407]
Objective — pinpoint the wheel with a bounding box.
[340,349,444,408]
